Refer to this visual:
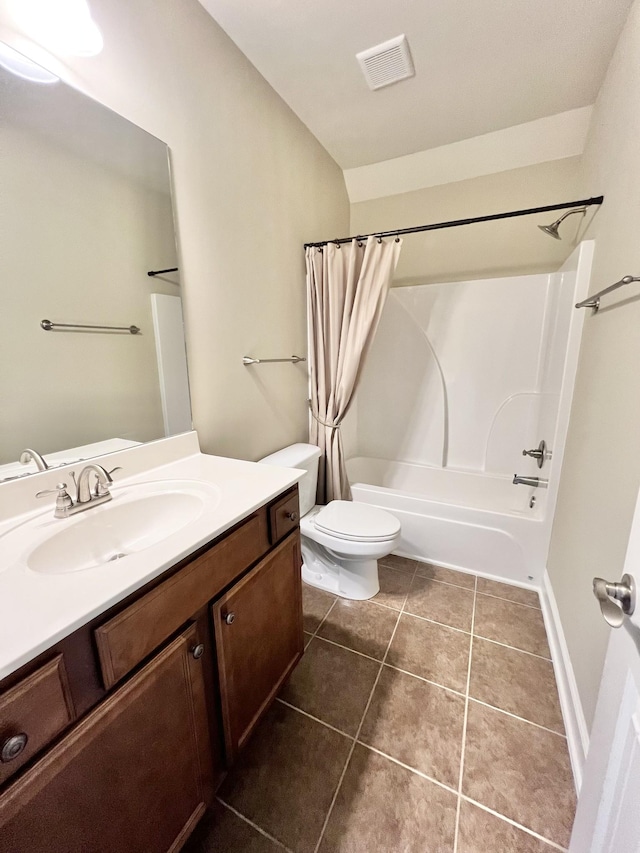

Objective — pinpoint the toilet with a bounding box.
[260,443,401,600]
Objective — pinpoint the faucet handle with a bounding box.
[94,466,122,497]
[35,483,74,518]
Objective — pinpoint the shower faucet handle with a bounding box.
[521,440,549,469]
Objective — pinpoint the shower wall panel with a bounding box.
[355,273,560,474]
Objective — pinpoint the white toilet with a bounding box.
[260,443,401,600]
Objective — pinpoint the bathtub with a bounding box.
[347,456,547,585]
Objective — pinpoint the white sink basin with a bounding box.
[0,479,221,575]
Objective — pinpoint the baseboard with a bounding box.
[541,569,589,791]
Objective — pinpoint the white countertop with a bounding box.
[0,434,301,680]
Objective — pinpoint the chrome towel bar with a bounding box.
[41,319,140,334]
[575,274,640,312]
[243,355,306,365]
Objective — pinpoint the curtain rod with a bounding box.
[303,196,604,249]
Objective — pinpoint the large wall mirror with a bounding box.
[0,59,191,481]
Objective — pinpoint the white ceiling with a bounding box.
[198,0,632,169]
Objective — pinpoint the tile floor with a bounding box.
[186,557,576,853]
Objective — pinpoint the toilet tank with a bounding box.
[259,443,321,516]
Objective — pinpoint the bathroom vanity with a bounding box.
[0,434,303,852]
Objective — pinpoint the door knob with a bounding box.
[593,573,635,628]
[224,612,235,625]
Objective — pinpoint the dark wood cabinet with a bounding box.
[0,625,213,853]
[213,532,303,759]
[0,487,302,852]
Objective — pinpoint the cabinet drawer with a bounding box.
[0,656,75,786]
[269,489,300,544]
[95,510,269,689]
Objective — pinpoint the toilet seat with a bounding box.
[314,500,401,543]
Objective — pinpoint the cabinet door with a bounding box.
[213,531,303,760]
[0,625,213,853]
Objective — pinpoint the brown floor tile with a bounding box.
[386,613,470,692]
[470,638,564,733]
[378,554,419,574]
[372,564,413,610]
[457,801,557,853]
[218,702,351,853]
[317,598,399,660]
[359,667,464,787]
[414,562,476,589]
[474,594,551,658]
[304,632,314,649]
[462,703,576,847]
[318,744,457,853]
[405,575,474,631]
[184,802,281,853]
[280,637,380,735]
[477,577,540,609]
[302,584,336,633]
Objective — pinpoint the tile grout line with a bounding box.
[215,797,296,852]
[473,634,552,661]
[305,595,338,642]
[459,795,568,852]
[453,573,477,853]
[311,605,404,853]
[475,589,542,610]
[468,697,567,739]
[275,697,353,738]
[309,633,391,664]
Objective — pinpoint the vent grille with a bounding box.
[356,34,415,91]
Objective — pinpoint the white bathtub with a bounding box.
[347,456,547,585]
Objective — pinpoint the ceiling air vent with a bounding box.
[356,34,415,91]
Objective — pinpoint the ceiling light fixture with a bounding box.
[7,0,103,57]
[0,41,59,83]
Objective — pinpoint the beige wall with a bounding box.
[547,0,640,728]
[350,157,583,285]
[0,0,349,462]
[1,121,175,463]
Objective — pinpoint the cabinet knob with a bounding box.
[191,643,205,660]
[224,612,235,625]
[1,733,28,763]
[285,511,298,522]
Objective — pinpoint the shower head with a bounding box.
[537,207,587,240]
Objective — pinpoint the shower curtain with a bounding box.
[306,236,402,503]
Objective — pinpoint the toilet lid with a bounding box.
[314,501,400,542]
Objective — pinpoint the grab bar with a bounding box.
[242,355,306,365]
[575,275,640,312]
[512,475,548,488]
[41,319,140,334]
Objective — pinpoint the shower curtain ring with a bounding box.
[395,234,400,242]
[377,235,383,244]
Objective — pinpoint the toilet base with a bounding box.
[301,538,380,600]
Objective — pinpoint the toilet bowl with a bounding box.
[259,444,401,600]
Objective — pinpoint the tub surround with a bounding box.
[0,431,302,680]
[346,242,593,585]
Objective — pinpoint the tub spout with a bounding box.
[512,474,548,488]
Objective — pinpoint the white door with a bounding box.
[569,488,640,852]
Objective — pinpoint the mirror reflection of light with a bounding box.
[7,0,103,57]
[0,42,59,83]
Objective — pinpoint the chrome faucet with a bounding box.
[75,463,117,503]
[20,448,49,472]
[36,463,121,518]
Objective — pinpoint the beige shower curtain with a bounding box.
[306,236,402,503]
